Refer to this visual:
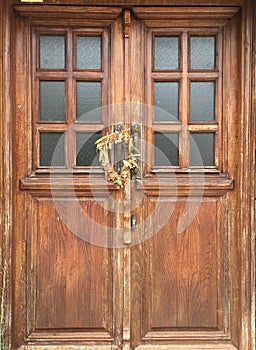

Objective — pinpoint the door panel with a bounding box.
[32,198,112,333]
[11,3,253,350]
[147,199,218,330]
[131,197,228,348]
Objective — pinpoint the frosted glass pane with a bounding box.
[154,133,179,166]
[154,37,179,70]
[40,81,65,121]
[190,82,215,122]
[39,36,65,69]
[76,132,101,166]
[190,36,215,70]
[190,133,215,166]
[154,82,179,121]
[76,36,101,69]
[40,132,65,166]
[76,82,101,121]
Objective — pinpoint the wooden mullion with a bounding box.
[187,72,219,79]
[188,123,218,132]
[66,29,73,125]
[35,29,40,71]
[152,72,182,80]
[101,27,109,128]
[180,31,189,168]
[153,123,182,133]
[73,123,104,132]
[36,123,68,131]
[66,127,76,168]
[73,71,104,80]
[215,30,223,171]
[66,30,75,168]
[35,72,68,79]
[32,29,39,171]
[33,75,40,144]
[145,28,154,174]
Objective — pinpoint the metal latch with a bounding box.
[131,214,137,231]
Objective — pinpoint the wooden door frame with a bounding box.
[0,0,255,349]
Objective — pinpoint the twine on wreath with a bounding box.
[95,128,139,190]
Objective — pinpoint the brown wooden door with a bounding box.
[10,3,254,350]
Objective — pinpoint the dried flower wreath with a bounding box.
[95,128,139,190]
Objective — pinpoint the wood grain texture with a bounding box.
[135,345,238,350]
[2,2,255,350]
[133,7,240,20]
[0,0,3,277]
[0,1,13,349]
[146,199,218,331]
[13,0,244,5]
[129,196,231,349]
[14,5,122,21]
[30,198,113,337]
[238,0,255,348]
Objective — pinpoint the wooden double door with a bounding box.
[10,3,254,350]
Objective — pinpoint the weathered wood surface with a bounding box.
[0,0,255,349]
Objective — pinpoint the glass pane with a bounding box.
[154,36,179,70]
[39,35,65,69]
[190,36,215,70]
[190,82,215,122]
[154,133,179,166]
[154,82,179,121]
[40,132,65,166]
[76,36,101,70]
[190,133,215,166]
[76,132,101,166]
[76,82,101,121]
[40,81,65,121]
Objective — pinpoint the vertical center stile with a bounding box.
[122,8,132,350]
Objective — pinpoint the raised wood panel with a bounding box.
[27,197,113,342]
[151,199,218,329]
[131,197,228,347]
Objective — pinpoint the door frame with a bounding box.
[0,0,255,349]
